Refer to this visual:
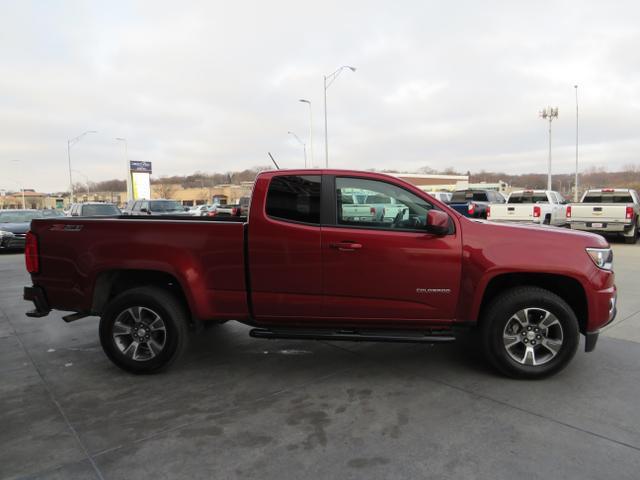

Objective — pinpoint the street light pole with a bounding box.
[67,130,97,204]
[72,170,91,199]
[299,99,314,168]
[539,107,559,191]
[574,85,579,201]
[115,138,132,202]
[323,65,356,168]
[9,161,25,209]
[288,131,307,167]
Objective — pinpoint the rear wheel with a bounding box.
[99,286,188,374]
[481,287,579,379]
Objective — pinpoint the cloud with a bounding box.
[1,0,639,192]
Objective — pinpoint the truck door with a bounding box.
[322,176,462,322]
[248,174,323,321]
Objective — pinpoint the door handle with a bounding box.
[329,241,362,251]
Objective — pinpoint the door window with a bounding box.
[266,175,321,224]
[336,177,433,231]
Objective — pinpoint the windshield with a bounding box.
[508,193,549,204]
[83,204,121,216]
[0,210,44,223]
[149,200,183,212]
[41,210,64,217]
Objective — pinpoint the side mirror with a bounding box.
[140,208,148,213]
[426,210,449,235]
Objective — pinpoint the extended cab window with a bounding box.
[336,177,433,230]
[266,175,321,224]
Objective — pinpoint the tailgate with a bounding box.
[570,204,629,223]
[489,204,534,221]
[449,203,470,216]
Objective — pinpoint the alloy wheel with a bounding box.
[112,306,167,362]
[502,308,564,366]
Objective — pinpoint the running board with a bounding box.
[249,328,456,344]
[62,312,90,323]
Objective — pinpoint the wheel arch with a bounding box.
[477,272,588,334]
[92,269,193,324]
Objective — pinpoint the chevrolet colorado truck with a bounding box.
[567,189,639,244]
[488,189,568,226]
[23,170,617,378]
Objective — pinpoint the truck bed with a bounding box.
[28,215,249,320]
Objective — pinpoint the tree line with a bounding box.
[70,164,640,196]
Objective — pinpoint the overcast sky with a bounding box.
[1,0,639,192]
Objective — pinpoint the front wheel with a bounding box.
[481,287,579,379]
[99,286,188,374]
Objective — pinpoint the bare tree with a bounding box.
[155,178,177,199]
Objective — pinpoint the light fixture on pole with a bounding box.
[324,65,356,168]
[574,85,579,202]
[288,131,307,167]
[299,99,314,168]
[539,107,558,191]
[115,138,132,202]
[67,130,97,204]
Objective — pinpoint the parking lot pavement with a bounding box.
[2,243,640,480]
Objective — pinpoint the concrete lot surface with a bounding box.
[1,242,640,479]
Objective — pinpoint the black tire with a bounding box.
[481,287,579,379]
[99,286,188,374]
[543,214,551,225]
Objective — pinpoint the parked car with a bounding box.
[122,199,190,216]
[1,210,49,250]
[488,190,568,226]
[188,205,211,216]
[339,193,385,222]
[24,169,616,379]
[567,188,640,244]
[210,197,252,218]
[42,209,65,218]
[68,202,121,217]
[428,191,453,204]
[449,189,505,219]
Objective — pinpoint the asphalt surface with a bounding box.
[1,241,640,479]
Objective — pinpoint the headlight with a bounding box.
[0,230,15,238]
[586,248,613,270]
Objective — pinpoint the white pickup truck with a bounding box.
[488,190,568,226]
[567,188,640,244]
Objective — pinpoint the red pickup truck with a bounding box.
[24,170,617,378]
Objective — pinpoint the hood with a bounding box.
[0,222,30,234]
[465,218,609,248]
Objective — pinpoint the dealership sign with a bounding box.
[129,161,152,174]
[129,161,152,200]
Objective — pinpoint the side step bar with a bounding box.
[62,312,90,323]
[249,327,456,344]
